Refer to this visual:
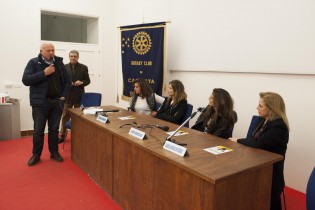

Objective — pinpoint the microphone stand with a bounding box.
[164,111,198,146]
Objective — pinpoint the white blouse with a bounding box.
[134,94,165,115]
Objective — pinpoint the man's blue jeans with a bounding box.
[32,99,64,156]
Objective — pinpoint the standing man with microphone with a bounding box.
[22,42,71,166]
[58,50,90,143]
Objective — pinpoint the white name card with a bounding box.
[128,127,146,140]
[163,141,188,157]
[96,115,109,123]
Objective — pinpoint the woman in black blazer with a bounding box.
[192,88,237,139]
[230,92,289,210]
[156,80,187,125]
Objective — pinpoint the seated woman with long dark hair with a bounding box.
[129,78,165,116]
[156,80,187,125]
[192,88,237,139]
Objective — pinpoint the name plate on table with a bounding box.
[129,127,146,140]
[163,141,188,157]
[96,115,109,123]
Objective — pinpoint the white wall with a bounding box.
[168,0,315,74]
[0,0,116,131]
[115,0,315,193]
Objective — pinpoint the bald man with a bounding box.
[22,42,71,166]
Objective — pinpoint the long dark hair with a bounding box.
[133,78,153,99]
[203,88,237,132]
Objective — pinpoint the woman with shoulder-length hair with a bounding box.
[230,92,289,210]
[156,80,188,124]
[129,78,165,116]
[192,88,237,139]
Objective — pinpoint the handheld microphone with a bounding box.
[49,57,55,65]
[156,125,169,131]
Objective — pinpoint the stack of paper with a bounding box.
[83,107,103,115]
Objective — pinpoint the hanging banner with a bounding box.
[120,22,166,101]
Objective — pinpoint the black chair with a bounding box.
[62,92,102,151]
[246,115,259,138]
[179,103,193,128]
[307,167,315,210]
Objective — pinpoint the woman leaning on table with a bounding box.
[155,80,187,125]
[192,88,237,139]
[229,92,289,210]
[129,78,165,116]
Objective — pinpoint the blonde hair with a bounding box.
[169,80,187,104]
[260,92,290,131]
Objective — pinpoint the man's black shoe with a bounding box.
[58,137,64,144]
[50,152,64,162]
[28,154,40,166]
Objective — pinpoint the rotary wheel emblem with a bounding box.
[132,31,152,55]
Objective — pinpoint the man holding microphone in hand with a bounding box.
[22,42,71,166]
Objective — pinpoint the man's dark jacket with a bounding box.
[22,54,71,106]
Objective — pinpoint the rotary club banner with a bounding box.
[120,22,166,101]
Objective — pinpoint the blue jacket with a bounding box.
[22,54,71,106]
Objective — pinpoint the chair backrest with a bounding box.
[180,103,193,128]
[307,167,315,210]
[246,115,259,138]
[81,92,102,107]
[226,111,237,138]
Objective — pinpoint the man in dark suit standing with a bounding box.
[58,50,90,143]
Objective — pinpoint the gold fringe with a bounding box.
[121,95,130,102]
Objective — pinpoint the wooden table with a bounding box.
[68,106,283,210]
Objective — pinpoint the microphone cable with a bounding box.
[119,123,164,145]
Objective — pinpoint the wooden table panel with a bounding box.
[69,106,283,210]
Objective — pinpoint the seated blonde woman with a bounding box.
[156,80,188,125]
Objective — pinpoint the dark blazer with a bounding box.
[192,109,237,139]
[156,97,187,125]
[237,117,289,189]
[65,62,90,104]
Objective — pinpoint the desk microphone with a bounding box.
[156,125,169,131]
[197,107,206,113]
[163,107,204,146]
[96,110,119,115]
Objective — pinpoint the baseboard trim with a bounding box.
[21,130,34,137]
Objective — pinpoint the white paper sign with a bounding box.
[204,145,233,155]
[128,127,146,140]
[118,116,136,120]
[83,107,103,115]
[163,141,188,157]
